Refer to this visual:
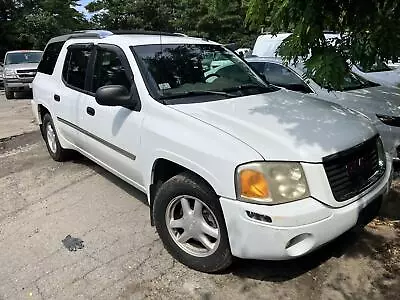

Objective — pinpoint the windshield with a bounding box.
[5,52,42,65]
[312,71,379,91]
[132,44,272,103]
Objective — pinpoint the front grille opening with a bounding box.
[17,69,37,74]
[323,136,385,202]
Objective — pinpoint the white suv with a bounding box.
[32,30,392,272]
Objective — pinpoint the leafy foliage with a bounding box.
[245,0,400,89]
[86,0,176,31]
[0,0,87,57]
[86,0,258,46]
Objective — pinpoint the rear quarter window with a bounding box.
[37,41,65,75]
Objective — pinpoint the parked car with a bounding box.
[3,50,43,99]
[253,33,400,88]
[32,30,391,272]
[0,62,3,86]
[352,60,400,88]
[246,56,400,159]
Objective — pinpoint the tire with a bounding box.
[5,89,14,100]
[41,113,69,161]
[153,172,232,273]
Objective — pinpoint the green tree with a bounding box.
[20,0,87,49]
[0,0,87,56]
[86,0,256,48]
[0,0,20,58]
[197,0,257,46]
[86,0,176,31]
[244,0,400,89]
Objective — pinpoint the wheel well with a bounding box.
[38,104,50,124]
[149,159,216,225]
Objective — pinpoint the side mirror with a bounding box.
[95,85,139,109]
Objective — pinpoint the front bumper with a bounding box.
[4,79,33,92]
[220,157,392,260]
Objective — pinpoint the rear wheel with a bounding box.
[153,172,232,273]
[41,113,69,161]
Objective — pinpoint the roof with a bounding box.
[256,33,292,41]
[5,50,43,54]
[246,56,282,63]
[47,30,215,47]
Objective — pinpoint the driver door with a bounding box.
[79,44,144,187]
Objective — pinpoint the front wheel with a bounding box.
[5,88,14,100]
[153,172,232,273]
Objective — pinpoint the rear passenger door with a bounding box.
[79,44,144,187]
[55,44,93,148]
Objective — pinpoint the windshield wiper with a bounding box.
[160,90,235,100]
[222,83,275,93]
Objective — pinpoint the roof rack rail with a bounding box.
[69,30,113,39]
[111,30,183,37]
[47,29,188,45]
[47,30,113,44]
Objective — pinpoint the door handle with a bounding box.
[86,106,95,116]
[54,94,60,102]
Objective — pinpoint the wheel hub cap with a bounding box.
[46,123,57,154]
[166,195,220,257]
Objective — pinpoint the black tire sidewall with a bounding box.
[153,173,232,273]
[5,88,13,99]
[42,114,64,161]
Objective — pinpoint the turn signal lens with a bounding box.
[239,169,269,199]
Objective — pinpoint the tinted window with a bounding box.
[91,49,131,93]
[264,63,312,93]
[5,51,42,65]
[62,47,91,90]
[38,42,65,75]
[248,62,266,75]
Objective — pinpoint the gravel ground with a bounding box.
[0,95,399,300]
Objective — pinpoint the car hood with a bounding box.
[173,90,377,162]
[361,70,400,87]
[4,62,39,71]
[338,86,400,118]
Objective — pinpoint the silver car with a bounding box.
[0,62,3,86]
[246,56,400,159]
[3,50,43,99]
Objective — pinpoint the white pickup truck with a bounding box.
[31,30,392,273]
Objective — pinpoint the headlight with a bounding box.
[4,69,17,79]
[376,114,400,127]
[235,162,310,205]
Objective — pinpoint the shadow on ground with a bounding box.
[70,155,148,206]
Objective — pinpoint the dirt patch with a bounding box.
[0,131,41,154]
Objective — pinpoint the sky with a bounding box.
[76,0,93,18]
